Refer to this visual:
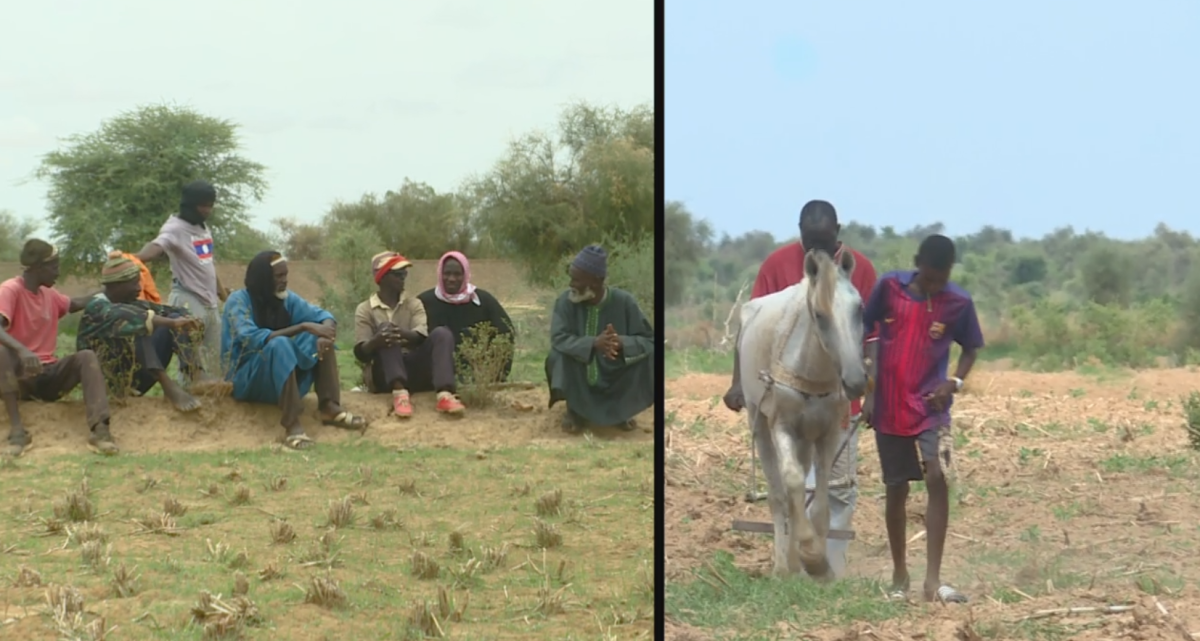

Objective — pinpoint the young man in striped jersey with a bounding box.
[862,234,983,604]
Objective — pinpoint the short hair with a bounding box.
[799,200,838,228]
[916,234,956,270]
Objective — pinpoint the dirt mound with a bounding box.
[8,387,653,459]
[666,368,1200,638]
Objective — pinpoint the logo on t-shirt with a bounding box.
[193,238,214,261]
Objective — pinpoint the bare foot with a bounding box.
[163,381,201,413]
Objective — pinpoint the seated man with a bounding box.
[222,251,366,450]
[416,250,515,382]
[353,251,465,418]
[546,245,655,432]
[0,240,118,457]
[76,256,204,412]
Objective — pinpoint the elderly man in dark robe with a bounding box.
[75,256,205,412]
[545,245,655,432]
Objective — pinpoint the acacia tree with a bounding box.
[0,210,38,262]
[468,100,655,287]
[35,104,268,274]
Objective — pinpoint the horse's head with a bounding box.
[804,249,867,400]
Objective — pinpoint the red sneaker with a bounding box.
[393,392,413,418]
[436,394,465,415]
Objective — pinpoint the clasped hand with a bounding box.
[593,324,621,361]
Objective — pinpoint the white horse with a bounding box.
[737,249,867,579]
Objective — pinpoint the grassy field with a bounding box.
[664,357,1200,641]
[0,260,655,640]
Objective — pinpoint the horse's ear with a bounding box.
[839,250,856,276]
[804,250,820,280]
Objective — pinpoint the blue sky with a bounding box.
[666,1,1200,242]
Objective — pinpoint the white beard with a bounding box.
[568,287,595,304]
[275,290,288,300]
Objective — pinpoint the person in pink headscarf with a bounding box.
[417,251,515,381]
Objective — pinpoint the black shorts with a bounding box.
[874,425,953,486]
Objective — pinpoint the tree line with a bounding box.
[666,200,1200,369]
[2,101,654,305]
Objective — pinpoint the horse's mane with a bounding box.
[768,251,845,391]
[808,251,838,317]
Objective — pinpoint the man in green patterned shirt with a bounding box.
[76,257,204,412]
[546,245,655,432]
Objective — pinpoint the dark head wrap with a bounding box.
[244,251,291,331]
[180,180,217,227]
[571,244,608,279]
[20,239,58,268]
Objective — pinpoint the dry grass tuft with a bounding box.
[265,475,288,492]
[269,519,296,544]
[407,599,447,638]
[162,497,188,517]
[37,516,65,537]
[348,490,370,506]
[536,489,563,517]
[137,475,158,493]
[66,521,108,546]
[325,496,356,528]
[511,481,532,497]
[355,464,375,486]
[533,519,563,549]
[369,508,404,531]
[133,511,183,536]
[12,565,42,587]
[53,479,95,522]
[297,530,342,569]
[257,563,284,582]
[200,483,220,498]
[397,477,419,496]
[410,550,441,580]
[80,540,111,571]
[228,550,250,570]
[301,574,348,609]
[232,571,249,597]
[205,539,231,564]
[228,484,252,506]
[448,528,466,555]
[110,563,140,598]
[478,542,511,572]
[190,590,263,639]
[437,585,469,622]
[46,581,113,639]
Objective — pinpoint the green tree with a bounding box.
[1079,244,1133,306]
[469,100,655,286]
[321,179,475,260]
[34,104,268,275]
[0,210,38,262]
[664,201,713,305]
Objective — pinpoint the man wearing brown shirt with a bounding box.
[353,252,464,418]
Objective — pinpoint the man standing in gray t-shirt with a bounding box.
[135,180,230,386]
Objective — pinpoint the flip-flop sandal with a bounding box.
[885,589,908,602]
[284,434,315,450]
[935,585,969,604]
[322,412,367,431]
[87,433,120,456]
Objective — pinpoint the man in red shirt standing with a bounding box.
[723,199,877,578]
[0,240,118,457]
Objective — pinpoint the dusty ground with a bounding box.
[665,366,1200,640]
[7,386,654,458]
[1,388,654,640]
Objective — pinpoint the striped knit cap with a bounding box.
[99,257,141,284]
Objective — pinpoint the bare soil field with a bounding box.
[665,366,1200,640]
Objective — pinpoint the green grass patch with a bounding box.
[666,551,905,638]
[0,439,653,639]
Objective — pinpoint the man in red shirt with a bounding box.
[723,199,877,578]
[0,240,117,457]
[862,235,982,604]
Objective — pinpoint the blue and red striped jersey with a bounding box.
[863,270,984,437]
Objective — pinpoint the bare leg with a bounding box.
[278,372,312,449]
[0,346,27,455]
[923,463,952,601]
[885,482,910,593]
